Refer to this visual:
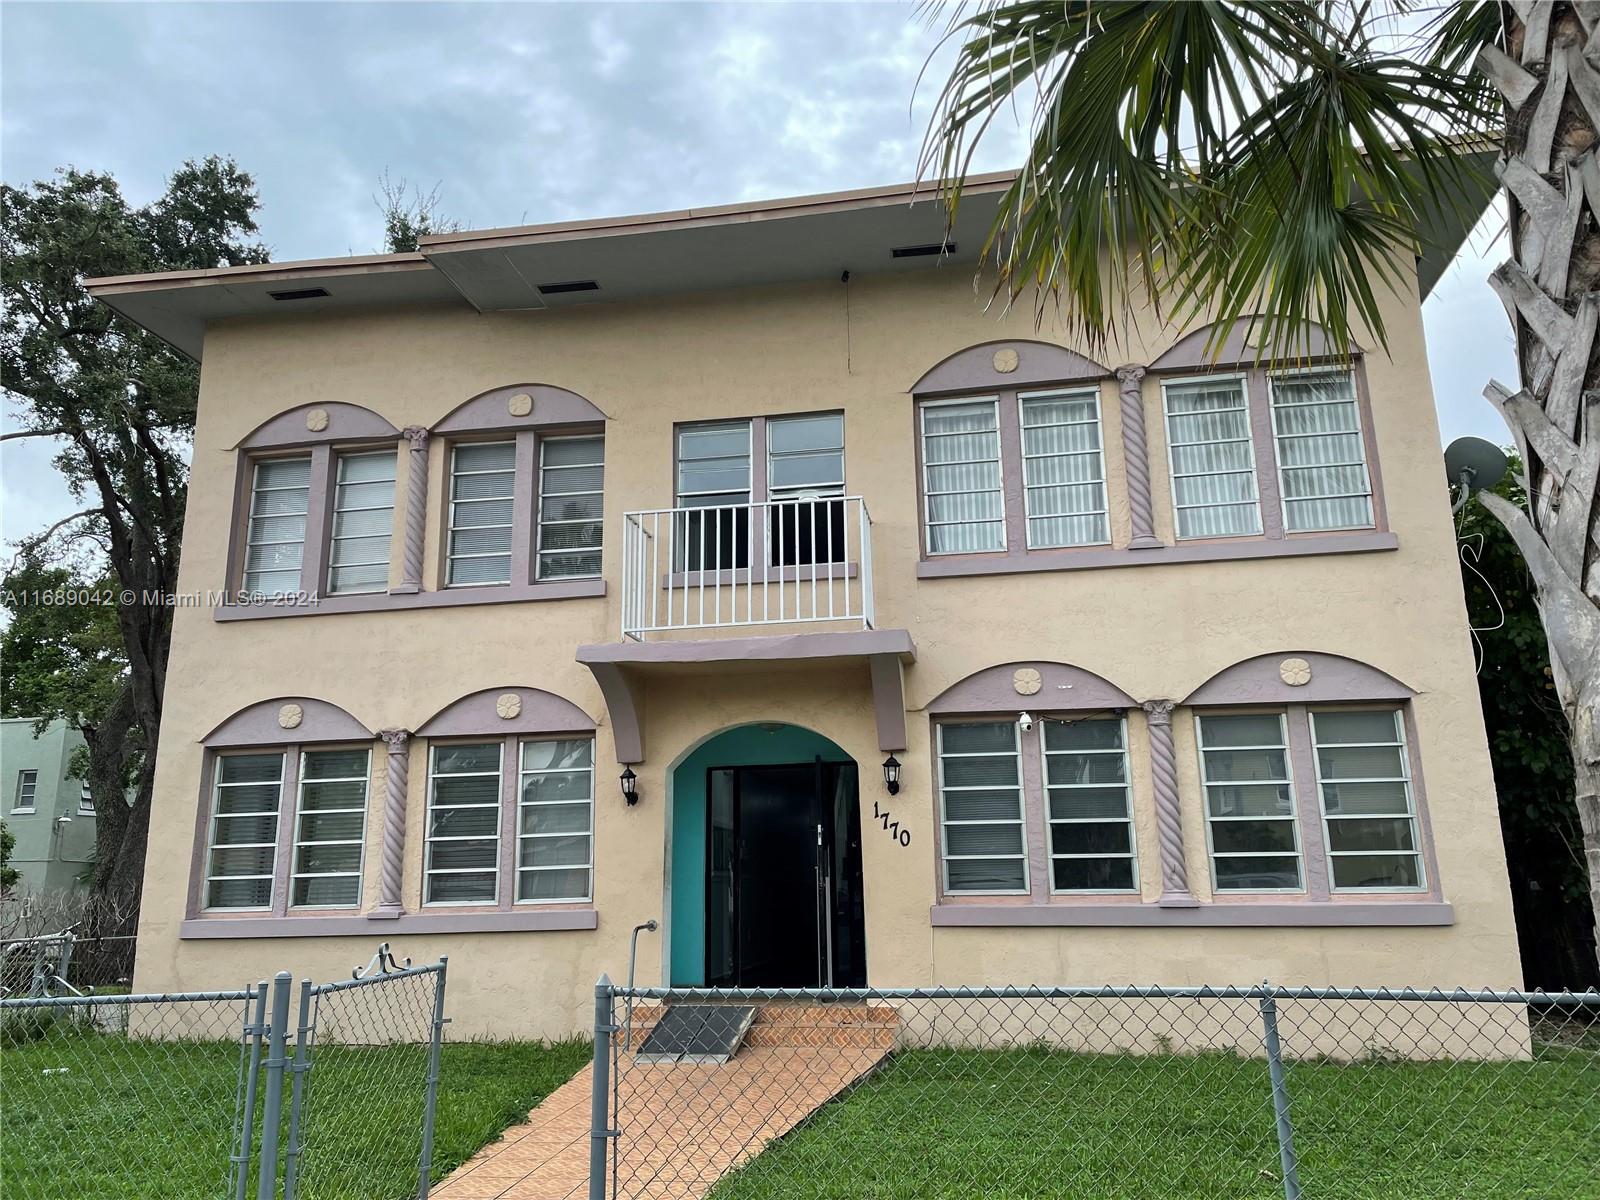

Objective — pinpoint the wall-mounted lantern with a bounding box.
[882,755,902,796]
[620,766,639,806]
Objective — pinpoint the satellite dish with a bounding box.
[1444,437,1508,513]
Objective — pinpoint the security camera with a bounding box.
[1018,712,1034,733]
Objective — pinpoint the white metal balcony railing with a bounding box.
[621,496,875,639]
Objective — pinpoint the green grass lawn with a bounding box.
[709,1042,1600,1200]
[1,1029,589,1199]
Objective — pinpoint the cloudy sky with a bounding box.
[2,0,1514,549]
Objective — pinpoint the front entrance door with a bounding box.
[705,759,865,988]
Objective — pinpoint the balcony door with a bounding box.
[705,757,865,989]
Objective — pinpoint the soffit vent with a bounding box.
[537,279,601,295]
[890,242,956,259]
[267,287,331,301]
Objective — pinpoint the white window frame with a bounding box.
[1196,711,1305,895]
[424,741,503,906]
[516,738,595,904]
[1019,387,1110,550]
[1311,707,1425,894]
[675,419,754,508]
[1040,715,1138,894]
[204,751,285,913]
[446,441,517,589]
[327,450,398,595]
[290,746,370,910]
[936,719,1029,896]
[1267,367,1375,534]
[535,434,605,581]
[12,769,37,815]
[766,412,846,501]
[78,780,95,817]
[919,395,1008,556]
[1160,373,1263,541]
[242,454,313,595]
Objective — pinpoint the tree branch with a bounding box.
[0,426,68,443]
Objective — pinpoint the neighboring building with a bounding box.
[1,719,97,896]
[86,174,1521,1039]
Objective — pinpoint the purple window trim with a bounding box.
[926,661,1136,716]
[928,901,1454,927]
[213,577,605,621]
[201,697,374,747]
[1182,651,1415,707]
[414,687,597,739]
[433,383,608,434]
[914,530,1399,579]
[908,340,1110,397]
[179,908,599,938]
[235,402,401,451]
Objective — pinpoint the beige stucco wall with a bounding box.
[131,263,1522,1040]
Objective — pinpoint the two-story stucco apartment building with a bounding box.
[88,174,1520,1037]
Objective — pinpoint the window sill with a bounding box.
[916,531,1398,579]
[929,900,1452,927]
[179,908,599,938]
[214,578,605,621]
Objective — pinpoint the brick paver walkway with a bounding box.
[433,1033,891,1200]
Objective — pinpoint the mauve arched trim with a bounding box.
[415,686,597,738]
[1182,652,1415,707]
[202,697,374,747]
[1148,318,1360,373]
[926,661,1136,715]
[909,340,1110,396]
[235,402,400,450]
[432,383,607,434]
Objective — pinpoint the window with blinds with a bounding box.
[1270,370,1374,531]
[1162,379,1262,539]
[1021,389,1108,548]
[291,748,369,908]
[1312,710,1422,890]
[1197,712,1303,891]
[206,752,285,910]
[921,399,1005,554]
[517,738,595,902]
[937,721,1027,893]
[328,451,396,594]
[537,436,605,579]
[1043,717,1137,892]
[447,442,516,586]
[425,742,502,904]
[243,457,311,595]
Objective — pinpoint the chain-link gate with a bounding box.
[592,982,1600,1200]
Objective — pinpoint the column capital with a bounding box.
[379,728,411,751]
[1141,699,1176,727]
[1115,363,1148,384]
[401,425,430,450]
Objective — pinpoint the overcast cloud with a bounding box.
[1,0,1514,550]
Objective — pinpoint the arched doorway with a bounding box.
[668,723,866,989]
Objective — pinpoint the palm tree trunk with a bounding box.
[1477,3,1600,971]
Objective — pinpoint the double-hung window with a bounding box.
[537,437,605,579]
[1021,390,1108,548]
[921,399,1005,553]
[937,721,1027,893]
[291,748,369,907]
[1312,710,1422,890]
[1163,378,1261,539]
[767,413,846,566]
[243,457,312,595]
[79,781,95,817]
[676,421,753,571]
[327,451,397,594]
[447,443,517,586]
[1270,370,1374,531]
[205,753,285,910]
[12,769,38,814]
[1197,712,1302,891]
[1043,717,1136,892]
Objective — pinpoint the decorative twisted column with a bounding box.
[1116,365,1164,549]
[1142,700,1197,907]
[391,426,430,594]
[372,729,411,918]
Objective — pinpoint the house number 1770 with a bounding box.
[872,800,912,847]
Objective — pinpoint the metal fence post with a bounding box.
[232,983,270,1200]
[416,956,450,1200]
[589,974,616,1200]
[1258,983,1303,1200]
[281,979,315,1200]
[256,971,293,1200]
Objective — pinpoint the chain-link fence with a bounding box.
[0,932,137,997]
[0,945,448,1200]
[595,983,1600,1200]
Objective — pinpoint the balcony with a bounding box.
[619,495,875,640]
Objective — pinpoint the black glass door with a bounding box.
[705,760,865,988]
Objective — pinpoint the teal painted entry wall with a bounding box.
[669,723,853,986]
